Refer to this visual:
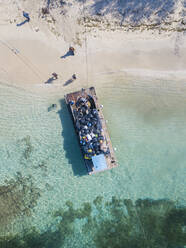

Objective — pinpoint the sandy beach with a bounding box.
[0,0,186,90]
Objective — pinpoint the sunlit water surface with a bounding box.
[0,74,186,247]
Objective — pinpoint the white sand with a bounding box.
[0,0,186,91]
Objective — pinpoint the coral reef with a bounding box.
[0,197,185,248]
[0,173,41,233]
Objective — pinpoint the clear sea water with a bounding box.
[0,73,186,247]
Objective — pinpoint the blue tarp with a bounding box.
[92,154,107,172]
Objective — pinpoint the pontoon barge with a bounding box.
[65,87,117,175]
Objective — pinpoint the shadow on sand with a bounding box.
[57,99,87,176]
[63,78,74,86]
[16,19,29,26]
[60,50,74,59]
[44,77,56,84]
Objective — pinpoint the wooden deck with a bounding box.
[65,87,118,174]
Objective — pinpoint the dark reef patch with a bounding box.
[0,173,41,233]
[0,197,185,248]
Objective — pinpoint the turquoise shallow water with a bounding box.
[0,75,186,247]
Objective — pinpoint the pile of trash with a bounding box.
[70,96,110,160]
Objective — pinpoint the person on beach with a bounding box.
[63,74,76,86]
[44,73,58,84]
[16,11,30,26]
[60,47,75,58]
[23,11,30,22]
[72,74,76,80]
[52,72,58,80]
[69,47,75,56]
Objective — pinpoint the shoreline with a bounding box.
[0,22,186,90]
